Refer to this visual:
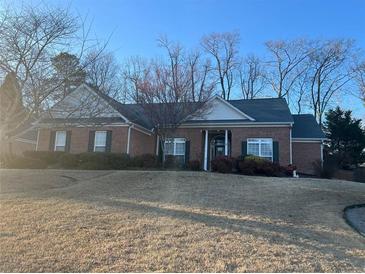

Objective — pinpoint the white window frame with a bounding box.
[94,131,107,152]
[164,138,186,158]
[247,138,273,161]
[54,131,66,152]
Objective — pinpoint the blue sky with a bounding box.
[5,0,365,118]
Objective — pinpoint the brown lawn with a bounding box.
[0,169,365,272]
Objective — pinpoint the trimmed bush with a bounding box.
[131,154,160,168]
[58,153,80,169]
[313,159,337,179]
[238,155,284,176]
[187,160,201,171]
[164,155,184,169]
[211,156,235,173]
[354,168,365,183]
[4,156,47,169]
[108,153,131,169]
[78,153,130,170]
[23,151,65,165]
[78,153,108,170]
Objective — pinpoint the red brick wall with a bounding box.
[37,128,52,151]
[169,126,291,165]
[230,127,291,165]
[171,128,204,161]
[0,140,35,156]
[292,142,322,174]
[36,125,292,167]
[129,128,156,156]
[37,126,129,153]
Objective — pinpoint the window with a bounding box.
[94,131,107,152]
[54,131,66,151]
[164,138,186,163]
[247,138,273,161]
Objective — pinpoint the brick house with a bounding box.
[34,84,325,174]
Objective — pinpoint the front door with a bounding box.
[214,140,225,158]
[211,136,225,160]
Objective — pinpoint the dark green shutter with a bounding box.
[241,141,247,158]
[88,130,95,152]
[49,131,56,151]
[65,131,72,152]
[185,140,190,167]
[273,141,279,163]
[106,131,112,152]
[158,139,163,163]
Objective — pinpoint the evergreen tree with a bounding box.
[324,107,365,168]
[51,52,86,98]
[0,72,24,124]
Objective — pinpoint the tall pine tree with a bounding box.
[324,107,365,168]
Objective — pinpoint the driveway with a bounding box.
[0,170,364,272]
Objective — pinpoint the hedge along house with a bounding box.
[34,84,326,174]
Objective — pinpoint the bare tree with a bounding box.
[306,39,354,125]
[122,56,152,103]
[83,50,122,99]
[124,37,213,163]
[354,60,365,104]
[238,54,267,99]
[201,32,240,100]
[0,4,109,150]
[265,39,310,102]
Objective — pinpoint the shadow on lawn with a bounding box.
[77,196,365,269]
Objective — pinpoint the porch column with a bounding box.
[204,130,208,171]
[224,129,228,156]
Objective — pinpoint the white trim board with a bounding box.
[187,95,255,122]
[14,138,37,145]
[292,138,325,143]
[179,123,293,128]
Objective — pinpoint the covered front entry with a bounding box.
[202,129,231,171]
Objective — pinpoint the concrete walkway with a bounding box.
[345,205,365,237]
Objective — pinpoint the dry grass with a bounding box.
[0,170,365,272]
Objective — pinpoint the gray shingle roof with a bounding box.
[34,83,296,128]
[228,98,294,123]
[96,92,154,129]
[292,114,326,139]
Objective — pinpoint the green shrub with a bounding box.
[211,156,235,173]
[129,155,144,168]
[107,153,130,169]
[23,151,65,165]
[0,153,12,168]
[187,160,201,171]
[238,156,284,176]
[78,152,132,170]
[4,156,47,169]
[78,153,115,170]
[313,159,337,179]
[164,155,184,169]
[354,168,365,183]
[131,154,160,168]
[58,153,80,169]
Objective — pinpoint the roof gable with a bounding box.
[43,84,127,122]
[189,96,255,122]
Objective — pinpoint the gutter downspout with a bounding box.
[289,126,293,165]
[320,141,324,167]
[155,135,159,156]
[203,130,208,171]
[126,124,132,154]
[35,128,40,151]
